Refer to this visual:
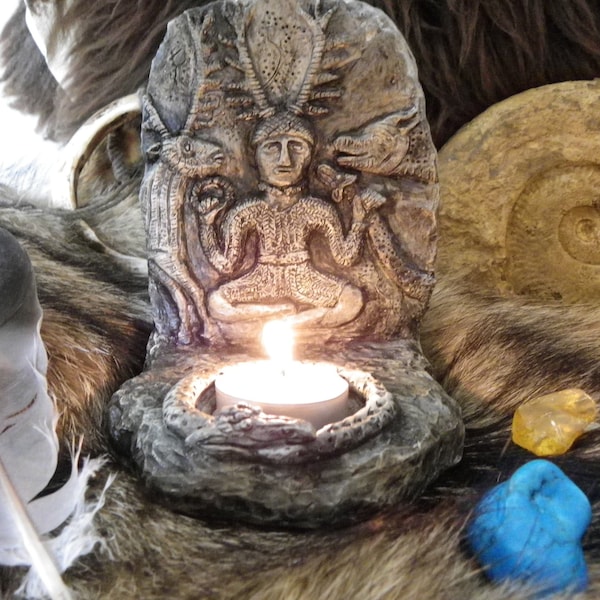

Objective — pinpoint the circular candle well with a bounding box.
[215,361,349,430]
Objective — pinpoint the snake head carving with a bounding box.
[333,106,419,176]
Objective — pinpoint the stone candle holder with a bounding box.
[107,0,464,527]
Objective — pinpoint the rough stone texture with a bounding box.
[437,80,600,303]
[140,0,438,346]
[108,339,463,528]
[109,0,463,527]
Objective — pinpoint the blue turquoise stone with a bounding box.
[467,460,591,597]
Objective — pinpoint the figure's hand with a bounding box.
[352,189,385,223]
[352,196,367,223]
[360,189,386,212]
[316,163,357,203]
[186,404,316,449]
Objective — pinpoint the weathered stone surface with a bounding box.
[108,339,463,527]
[141,0,438,347]
[437,80,600,303]
[108,0,463,527]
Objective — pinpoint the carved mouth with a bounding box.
[335,150,370,166]
[336,149,366,158]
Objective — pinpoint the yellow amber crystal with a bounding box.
[512,389,598,456]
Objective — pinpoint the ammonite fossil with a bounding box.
[437,80,600,304]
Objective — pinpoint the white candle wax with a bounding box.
[215,361,349,429]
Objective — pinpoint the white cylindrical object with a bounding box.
[215,361,349,430]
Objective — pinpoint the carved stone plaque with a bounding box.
[140,0,437,348]
[108,0,463,527]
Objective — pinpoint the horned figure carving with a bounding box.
[104,0,462,529]
[141,0,438,347]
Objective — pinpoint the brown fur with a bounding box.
[382,0,600,146]
[4,1,600,145]
[422,278,600,423]
[0,193,151,453]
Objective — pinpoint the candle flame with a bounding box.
[262,320,294,363]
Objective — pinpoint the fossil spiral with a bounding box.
[436,80,600,304]
[506,165,600,302]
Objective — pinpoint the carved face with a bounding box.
[255,134,313,188]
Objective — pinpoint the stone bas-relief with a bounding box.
[140,0,437,347]
[108,0,463,526]
[197,114,372,332]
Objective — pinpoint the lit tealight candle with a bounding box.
[215,321,349,429]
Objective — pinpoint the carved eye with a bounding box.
[181,139,195,158]
[264,141,281,153]
[146,142,162,162]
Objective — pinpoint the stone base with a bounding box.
[107,339,463,528]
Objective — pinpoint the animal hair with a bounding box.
[0,189,151,453]
[4,1,600,145]
[422,278,600,423]
[1,1,201,139]
[379,0,600,145]
[0,6,59,134]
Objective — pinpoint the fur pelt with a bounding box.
[4,0,600,146]
[1,1,600,599]
[2,186,600,597]
[422,280,600,422]
[0,187,151,453]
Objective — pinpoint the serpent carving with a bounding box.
[141,97,226,343]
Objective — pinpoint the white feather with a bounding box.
[0,456,73,600]
[0,229,110,599]
[15,457,114,600]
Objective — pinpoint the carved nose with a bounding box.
[279,143,292,167]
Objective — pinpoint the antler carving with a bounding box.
[291,5,335,114]
[225,5,274,119]
[220,0,352,122]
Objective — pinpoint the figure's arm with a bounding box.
[198,201,254,274]
[198,207,228,272]
[311,200,369,266]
